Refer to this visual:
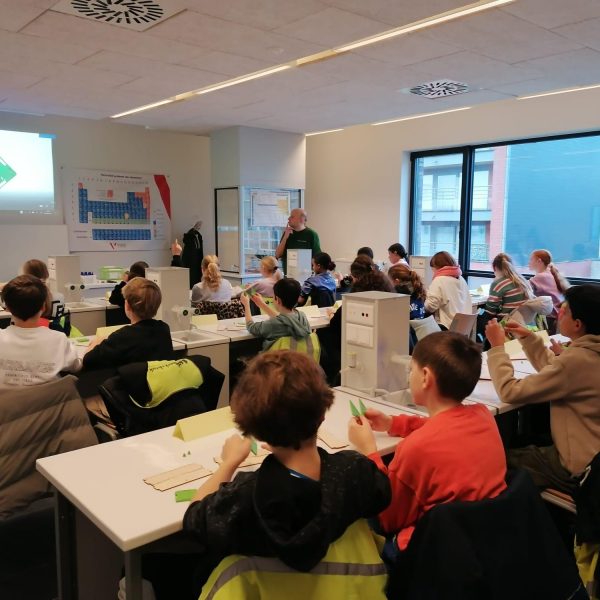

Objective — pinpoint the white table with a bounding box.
[37,389,415,600]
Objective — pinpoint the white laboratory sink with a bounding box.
[66,301,100,310]
[171,330,217,343]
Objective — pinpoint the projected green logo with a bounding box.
[0,156,17,189]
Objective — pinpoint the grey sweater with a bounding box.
[247,310,312,351]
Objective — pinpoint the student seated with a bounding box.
[348,331,507,562]
[83,278,173,369]
[165,351,390,600]
[240,278,311,351]
[382,242,408,273]
[191,256,233,304]
[0,275,81,389]
[298,252,337,307]
[22,258,65,318]
[388,263,426,320]
[108,261,148,307]
[424,251,471,329]
[486,283,600,495]
[248,255,282,298]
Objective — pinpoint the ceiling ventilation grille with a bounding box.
[53,0,183,31]
[408,79,470,99]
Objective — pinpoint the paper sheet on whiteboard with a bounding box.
[251,189,290,227]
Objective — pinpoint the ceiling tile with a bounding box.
[0,69,44,91]
[514,48,600,86]
[425,9,583,63]
[553,17,600,52]
[0,0,56,32]
[319,0,471,27]
[273,7,390,47]
[503,0,600,30]
[0,30,97,64]
[148,11,326,62]
[181,0,329,31]
[178,50,272,77]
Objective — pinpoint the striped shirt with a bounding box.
[484,277,528,317]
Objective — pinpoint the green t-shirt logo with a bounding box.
[0,156,17,189]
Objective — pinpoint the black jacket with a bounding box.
[183,448,391,572]
[108,281,127,307]
[82,319,174,370]
[575,451,600,543]
[391,469,582,600]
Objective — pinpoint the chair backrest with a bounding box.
[0,376,97,519]
[98,355,224,437]
[391,470,583,600]
[269,332,321,362]
[191,314,218,326]
[409,315,442,341]
[449,312,477,337]
[199,519,387,600]
[310,287,335,308]
[509,296,554,327]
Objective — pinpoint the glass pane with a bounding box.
[469,138,600,279]
[412,153,464,259]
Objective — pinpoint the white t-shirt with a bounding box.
[191,279,234,303]
[0,325,82,389]
[424,275,472,329]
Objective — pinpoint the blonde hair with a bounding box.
[202,255,222,291]
[492,253,533,298]
[260,256,282,281]
[388,263,427,301]
[123,277,162,320]
[531,249,570,293]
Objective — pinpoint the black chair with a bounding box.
[390,469,585,600]
[310,287,335,308]
[98,355,224,437]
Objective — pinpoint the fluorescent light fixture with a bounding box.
[305,128,344,136]
[194,65,291,96]
[336,0,515,53]
[111,99,175,119]
[372,106,471,126]
[518,83,600,100]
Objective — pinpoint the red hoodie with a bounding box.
[368,403,507,550]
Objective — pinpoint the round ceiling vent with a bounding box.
[70,0,164,25]
[408,80,470,99]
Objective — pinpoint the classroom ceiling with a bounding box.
[2,0,600,135]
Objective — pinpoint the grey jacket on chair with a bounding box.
[0,375,97,519]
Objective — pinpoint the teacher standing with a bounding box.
[275,208,321,275]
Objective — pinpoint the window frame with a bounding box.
[409,129,600,285]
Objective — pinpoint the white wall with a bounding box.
[0,113,211,281]
[305,89,600,264]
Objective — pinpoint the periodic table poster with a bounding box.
[62,168,171,252]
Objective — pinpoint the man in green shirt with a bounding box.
[275,208,321,274]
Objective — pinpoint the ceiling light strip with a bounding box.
[372,106,471,126]
[194,65,291,96]
[336,0,515,53]
[518,83,600,100]
[111,99,175,119]
[305,128,344,136]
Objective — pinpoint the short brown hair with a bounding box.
[430,251,457,269]
[22,259,49,281]
[1,275,48,321]
[231,351,334,449]
[412,331,481,401]
[122,277,162,320]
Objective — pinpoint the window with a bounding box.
[411,132,600,282]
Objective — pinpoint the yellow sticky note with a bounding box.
[191,314,218,326]
[297,305,322,318]
[173,407,235,441]
[96,324,128,338]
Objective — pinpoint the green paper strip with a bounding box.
[250,438,258,455]
[349,399,361,418]
[358,398,367,416]
[175,489,197,503]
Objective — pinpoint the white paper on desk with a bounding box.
[144,464,212,491]
[318,428,349,450]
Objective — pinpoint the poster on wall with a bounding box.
[62,168,171,252]
[250,189,290,227]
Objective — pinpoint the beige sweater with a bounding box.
[487,333,600,476]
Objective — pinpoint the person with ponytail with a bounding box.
[350,254,395,293]
[483,253,533,320]
[248,256,282,298]
[298,252,337,307]
[528,249,570,315]
[191,255,233,303]
[424,251,471,329]
[388,263,427,320]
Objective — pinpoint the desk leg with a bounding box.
[125,550,143,600]
[55,491,78,600]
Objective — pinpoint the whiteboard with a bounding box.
[62,168,171,252]
[250,189,290,227]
